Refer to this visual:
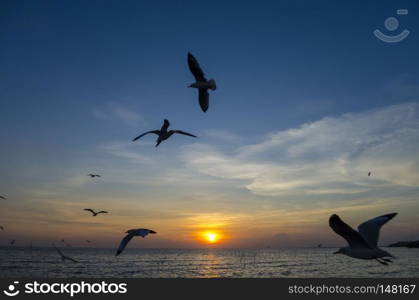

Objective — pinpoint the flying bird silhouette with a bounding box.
[84,209,108,216]
[132,119,197,147]
[88,174,101,178]
[368,172,372,177]
[115,228,156,256]
[187,52,216,112]
[54,246,78,263]
[0,196,6,200]
[329,213,397,265]
[0,226,4,230]
[10,240,15,245]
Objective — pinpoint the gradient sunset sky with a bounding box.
[1,0,419,249]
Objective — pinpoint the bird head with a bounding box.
[333,248,346,255]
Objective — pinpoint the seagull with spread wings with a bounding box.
[329,213,397,265]
[54,246,78,263]
[132,119,196,147]
[115,228,156,256]
[84,208,108,217]
[187,52,216,112]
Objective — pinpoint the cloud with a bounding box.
[181,102,419,196]
[203,129,243,143]
[99,141,153,164]
[92,102,144,126]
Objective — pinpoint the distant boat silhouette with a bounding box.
[132,119,197,147]
[187,52,216,112]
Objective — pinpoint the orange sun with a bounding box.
[203,231,219,244]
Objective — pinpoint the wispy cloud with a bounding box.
[92,102,144,126]
[181,102,419,196]
[99,141,153,165]
[203,129,243,143]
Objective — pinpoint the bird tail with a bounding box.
[208,79,216,91]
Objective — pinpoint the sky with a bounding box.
[1,0,419,249]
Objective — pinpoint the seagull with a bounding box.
[0,226,4,230]
[84,208,108,217]
[115,228,156,256]
[368,172,372,177]
[10,240,15,245]
[86,240,91,244]
[132,119,197,147]
[54,246,78,263]
[0,196,6,200]
[88,174,101,178]
[329,213,397,265]
[187,52,216,112]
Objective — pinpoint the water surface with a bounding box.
[1,247,418,278]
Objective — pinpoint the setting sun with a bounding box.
[201,231,220,244]
[206,232,217,243]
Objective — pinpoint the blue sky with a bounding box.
[1,0,419,248]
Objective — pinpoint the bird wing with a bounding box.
[0,196,6,200]
[132,130,160,142]
[357,213,397,248]
[65,256,78,263]
[116,233,134,256]
[54,246,65,259]
[173,130,197,138]
[188,52,206,81]
[198,89,209,112]
[137,229,156,237]
[329,214,371,249]
[97,211,108,214]
[84,208,96,215]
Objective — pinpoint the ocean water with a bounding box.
[1,247,419,278]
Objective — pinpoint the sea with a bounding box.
[1,247,418,278]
